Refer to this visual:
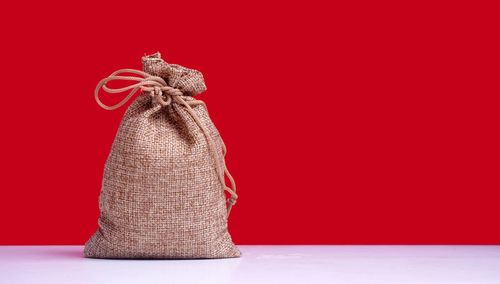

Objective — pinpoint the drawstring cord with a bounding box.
[95,69,238,215]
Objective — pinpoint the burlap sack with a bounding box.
[84,52,240,259]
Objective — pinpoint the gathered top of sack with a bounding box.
[142,52,207,96]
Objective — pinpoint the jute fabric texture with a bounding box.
[84,53,240,259]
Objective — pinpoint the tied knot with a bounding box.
[152,86,162,96]
[150,85,183,107]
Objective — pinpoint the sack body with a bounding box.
[84,53,240,259]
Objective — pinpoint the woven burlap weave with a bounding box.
[84,53,240,259]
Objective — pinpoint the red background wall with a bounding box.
[1,1,499,245]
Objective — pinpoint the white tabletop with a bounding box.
[1,245,499,284]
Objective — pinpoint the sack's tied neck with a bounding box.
[95,69,238,215]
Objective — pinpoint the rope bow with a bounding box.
[95,69,238,215]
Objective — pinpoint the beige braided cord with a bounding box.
[95,69,238,215]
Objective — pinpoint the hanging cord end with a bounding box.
[226,194,238,215]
